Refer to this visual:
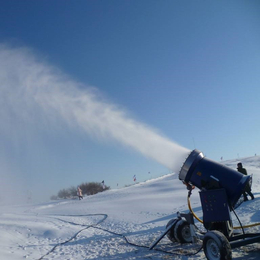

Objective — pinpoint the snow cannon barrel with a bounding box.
[179,149,250,207]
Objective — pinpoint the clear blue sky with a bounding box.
[0,1,260,201]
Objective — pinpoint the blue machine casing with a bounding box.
[200,189,231,223]
[179,150,250,207]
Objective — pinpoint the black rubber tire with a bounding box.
[166,218,178,242]
[174,219,192,243]
[203,230,232,260]
[249,175,252,189]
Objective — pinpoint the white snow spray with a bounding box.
[0,44,190,198]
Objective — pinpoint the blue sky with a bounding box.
[0,1,260,201]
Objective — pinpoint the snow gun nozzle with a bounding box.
[179,149,251,207]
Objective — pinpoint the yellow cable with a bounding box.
[187,195,260,229]
[187,195,203,223]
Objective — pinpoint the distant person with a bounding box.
[237,162,254,201]
[101,180,105,190]
[77,186,83,200]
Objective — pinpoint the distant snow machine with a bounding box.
[150,149,260,260]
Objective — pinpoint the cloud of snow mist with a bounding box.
[0,44,190,174]
[0,158,30,205]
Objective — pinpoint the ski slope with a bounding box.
[0,156,260,259]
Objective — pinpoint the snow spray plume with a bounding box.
[0,44,190,173]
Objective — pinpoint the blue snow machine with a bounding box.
[150,149,260,260]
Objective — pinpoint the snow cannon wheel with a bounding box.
[203,230,232,260]
[174,219,192,243]
[166,218,178,242]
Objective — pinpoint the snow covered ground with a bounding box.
[1,155,260,260]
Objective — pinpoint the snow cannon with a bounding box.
[179,149,250,208]
[150,149,260,260]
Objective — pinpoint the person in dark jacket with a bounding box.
[237,162,254,201]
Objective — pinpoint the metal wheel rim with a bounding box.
[181,225,191,242]
[205,239,220,260]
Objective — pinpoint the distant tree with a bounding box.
[80,182,110,195]
[50,195,58,200]
[52,182,110,200]
[57,188,70,199]
[68,186,77,197]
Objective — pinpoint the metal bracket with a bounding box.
[149,218,178,250]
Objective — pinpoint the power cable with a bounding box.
[230,206,245,235]
[37,213,203,259]
[38,214,107,260]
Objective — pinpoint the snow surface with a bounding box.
[1,156,260,259]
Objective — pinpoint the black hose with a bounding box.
[38,213,203,259]
[231,206,245,236]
